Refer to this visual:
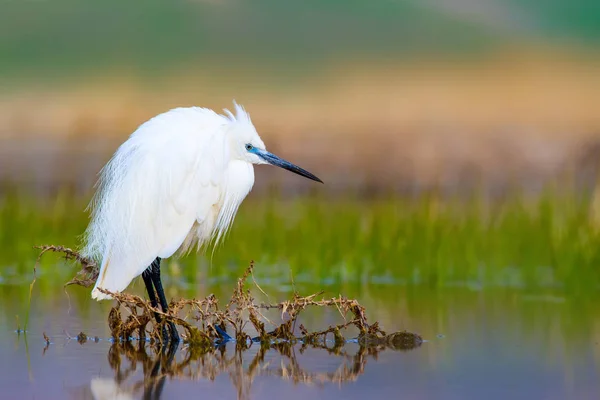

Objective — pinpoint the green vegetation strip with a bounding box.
[2,190,599,293]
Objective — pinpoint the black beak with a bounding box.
[256,150,323,183]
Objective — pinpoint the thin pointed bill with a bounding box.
[256,150,323,183]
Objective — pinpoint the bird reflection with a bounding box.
[90,341,177,400]
[89,337,421,400]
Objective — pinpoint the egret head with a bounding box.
[224,103,323,183]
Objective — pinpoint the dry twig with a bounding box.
[35,245,423,351]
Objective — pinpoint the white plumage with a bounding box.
[83,102,321,301]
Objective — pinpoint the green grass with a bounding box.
[1,188,599,296]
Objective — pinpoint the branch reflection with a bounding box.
[90,337,421,400]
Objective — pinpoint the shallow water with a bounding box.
[2,273,600,400]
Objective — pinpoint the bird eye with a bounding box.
[245,144,253,151]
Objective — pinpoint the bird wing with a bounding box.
[156,120,229,257]
[87,108,229,298]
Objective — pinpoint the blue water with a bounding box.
[1,284,599,400]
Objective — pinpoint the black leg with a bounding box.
[143,262,169,340]
[147,258,180,343]
[142,269,161,323]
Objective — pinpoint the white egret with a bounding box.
[82,102,322,341]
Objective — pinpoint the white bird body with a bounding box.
[83,102,321,302]
[85,105,259,299]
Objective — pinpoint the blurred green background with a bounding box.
[1,0,599,79]
[0,0,599,297]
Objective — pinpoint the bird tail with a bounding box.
[91,254,115,300]
[91,252,136,301]
[91,286,114,301]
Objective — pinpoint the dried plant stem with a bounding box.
[35,244,423,351]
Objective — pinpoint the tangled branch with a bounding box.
[35,245,423,351]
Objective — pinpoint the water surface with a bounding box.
[2,277,599,400]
